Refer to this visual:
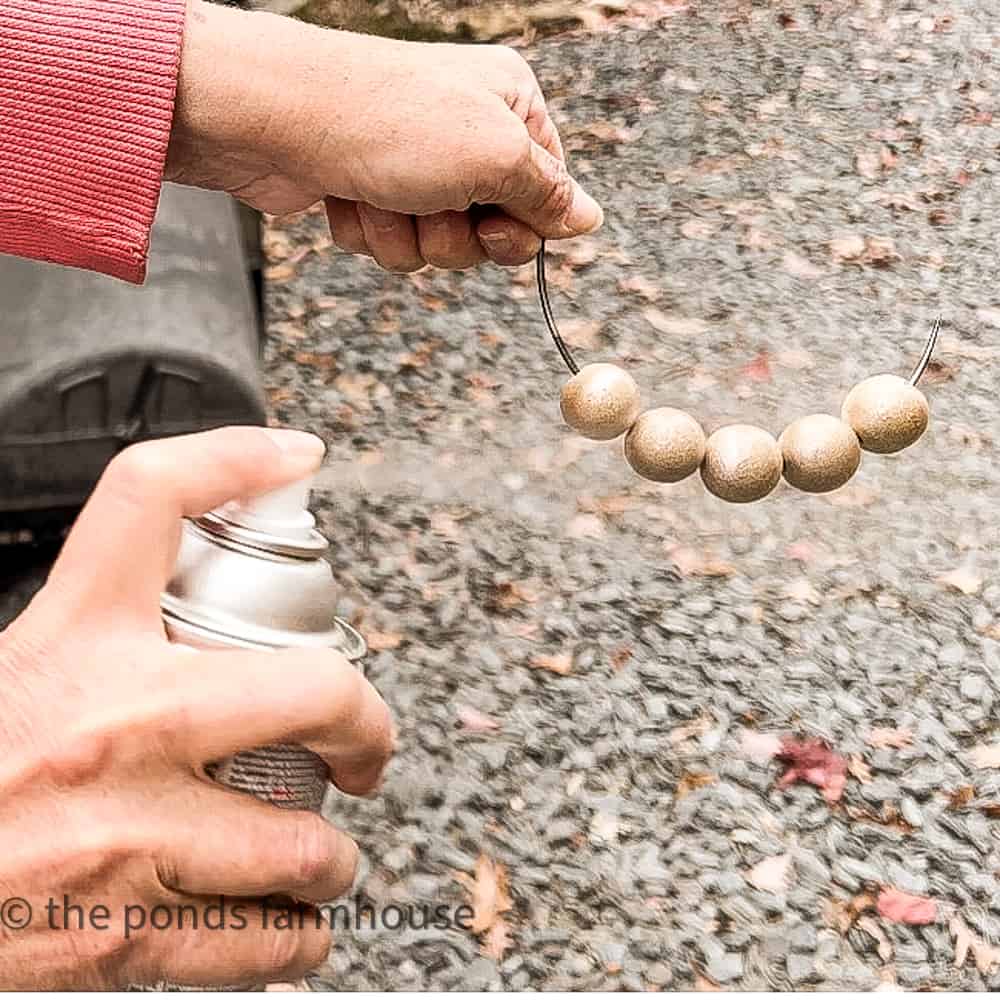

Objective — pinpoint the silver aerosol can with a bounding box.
[160,476,367,813]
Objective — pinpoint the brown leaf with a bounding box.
[775,737,848,804]
[937,566,983,596]
[866,727,913,750]
[456,704,501,733]
[456,854,513,936]
[947,785,975,810]
[366,630,403,652]
[693,970,723,991]
[529,652,573,676]
[677,772,716,798]
[827,891,878,933]
[877,887,937,925]
[670,715,712,745]
[491,580,540,611]
[610,645,633,671]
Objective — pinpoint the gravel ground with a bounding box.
[5,0,1000,991]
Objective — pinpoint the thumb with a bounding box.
[45,427,326,626]
[495,136,603,239]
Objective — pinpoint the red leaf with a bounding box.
[877,888,938,925]
[740,351,773,383]
[456,704,501,733]
[775,737,848,804]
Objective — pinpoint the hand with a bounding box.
[166,0,603,271]
[0,427,394,989]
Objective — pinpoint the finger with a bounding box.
[521,84,565,162]
[416,211,488,270]
[494,132,603,239]
[162,645,394,797]
[476,211,542,266]
[324,196,369,255]
[356,204,425,273]
[128,900,331,988]
[47,427,326,624]
[161,788,358,903]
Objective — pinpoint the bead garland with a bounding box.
[538,241,940,504]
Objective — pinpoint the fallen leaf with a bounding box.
[937,566,983,596]
[741,730,783,762]
[776,737,849,804]
[830,234,866,262]
[490,580,540,611]
[866,727,913,750]
[610,645,632,671]
[670,716,712,745]
[783,577,821,605]
[746,853,792,893]
[456,704,501,733]
[947,786,975,810]
[951,913,1000,973]
[970,743,1000,769]
[456,854,512,935]
[482,916,514,961]
[366,630,403,652]
[680,218,716,240]
[677,772,716,798]
[618,275,662,302]
[643,307,709,337]
[529,652,573,676]
[668,545,736,578]
[559,317,604,350]
[782,251,824,279]
[857,915,894,962]
[877,887,937,925]
[740,351,772,383]
[693,969,722,991]
[849,754,873,784]
[827,891,878,933]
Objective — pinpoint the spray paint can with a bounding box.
[160,476,367,812]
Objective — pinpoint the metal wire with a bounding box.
[536,241,943,388]
[910,316,943,385]
[536,239,580,375]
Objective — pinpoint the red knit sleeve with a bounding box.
[0,0,187,283]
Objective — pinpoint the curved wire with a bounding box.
[537,241,943,388]
[909,316,942,385]
[536,239,580,375]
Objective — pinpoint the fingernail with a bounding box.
[568,181,604,234]
[261,428,327,466]
[479,230,512,253]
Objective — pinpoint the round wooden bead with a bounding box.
[700,424,783,503]
[560,363,641,441]
[625,407,706,483]
[779,413,861,493]
[841,374,929,454]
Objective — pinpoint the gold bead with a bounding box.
[841,374,929,454]
[625,407,706,483]
[779,413,861,493]
[700,424,783,503]
[560,363,641,441]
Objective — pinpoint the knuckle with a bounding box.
[539,159,574,219]
[37,725,115,789]
[288,815,341,887]
[103,441,170,503]
[493,44,531,79]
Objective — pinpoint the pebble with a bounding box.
[786,952,817,984]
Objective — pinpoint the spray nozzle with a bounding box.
[217,476,318,541]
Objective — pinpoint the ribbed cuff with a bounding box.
[0,0,187,283]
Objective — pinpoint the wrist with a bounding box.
[167,0,301,180]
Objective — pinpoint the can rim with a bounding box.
[193,511,328,559]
